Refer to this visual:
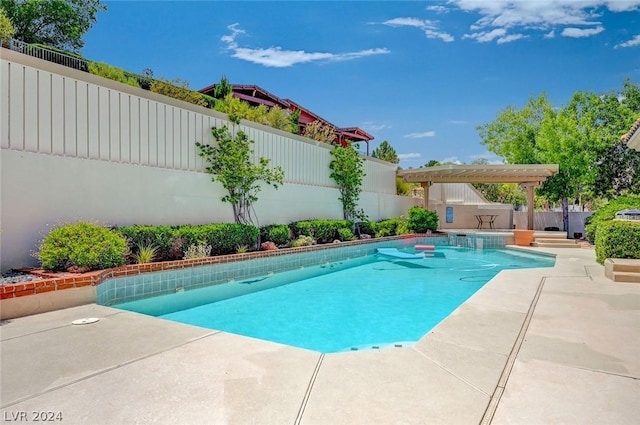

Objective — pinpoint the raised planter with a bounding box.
[513,229,535,246]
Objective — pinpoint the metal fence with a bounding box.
[6,39,90,72]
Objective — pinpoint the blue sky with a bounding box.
[83,1,640,168]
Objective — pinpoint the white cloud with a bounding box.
[381,17,454,42]
[469,152,505,165]
[426,5,449,13]
[362,122,389,132]
[398,153,422,160]
[221,23,390,68]
[615,34,640,48]
[561,26,605,38]
[442,156,463,165]
[463,28,526,44]
[450,1,640,43]
[403,131,436,138]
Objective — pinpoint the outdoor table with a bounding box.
[475,214,497,229]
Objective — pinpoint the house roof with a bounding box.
[621,117,640,152]
[198,83,374,143]
[398,164,559,184]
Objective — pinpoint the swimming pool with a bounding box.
[113,247,554,353]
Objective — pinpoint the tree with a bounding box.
[196,117,284,226]
[213,75,232,99]
[424,160,441,167]
[478,83,639,231]
[289,109,300,134]
[1,0,107,51]
[0,7,15,40]
[592,142,640,198]
[329,143,366,221]
[372,140,399,164]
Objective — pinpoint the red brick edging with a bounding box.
[1,234,427,300]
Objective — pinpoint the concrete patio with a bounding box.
[1,247,639,424]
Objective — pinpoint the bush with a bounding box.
[150,78,214,108]
[183,244,212,259]
[260,224,291,246]
[337,227,355,241]
[406,206,439,233]
[355,221,375,237]
[595,220,640,264]
[116,225,178,261]
[176,224,258,256]
[291,235,316,247]
[37,222,127,271]
[372,217,406,238]
[289,219,353,244]
[585,195,640,243]
[89,62,141,88]
[133,243,158,264]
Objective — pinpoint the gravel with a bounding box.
[0,270,44,285]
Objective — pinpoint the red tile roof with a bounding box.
[621,117,640,143]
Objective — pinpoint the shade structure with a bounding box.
[398,164,559,230]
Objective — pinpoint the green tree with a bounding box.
[329,143,366,221]
[196,117,284,226]
[424,160,441,167]
[1,0,106,51]
[213,75,232,99]
[372,140,399,164]
[478,84,638,231]
[0,7,15,40]
[289,109,301,134]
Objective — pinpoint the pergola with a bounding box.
[397,164,559,230]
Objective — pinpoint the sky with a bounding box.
[82,1,640,168]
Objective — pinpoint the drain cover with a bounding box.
[71,318,100,325]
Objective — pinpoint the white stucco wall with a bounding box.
[0,49,414,270]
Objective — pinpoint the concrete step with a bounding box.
[531,241,580,248]
[605,258,640,282]
[608,272,640,283]
[534,238,575,244]
[533,232,568,239]
[605,258,640,273]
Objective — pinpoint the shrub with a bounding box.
[37,222,127,271]
[406,206,439,233]
[585,195,640,243]
[289,219,354,244]
[355,221,375,237]
[291,235,316,247]
[133,243,158,264]
[183,244,212,259]
[595,220,640,264]
[116,225,178,261]
[372,217,406,238]
[337,227,355,241]
[260,224,291,246]
[150,78,213,108]
[177,224,258,256]
[89,62,141,88]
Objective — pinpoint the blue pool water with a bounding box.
[114,247,554,353]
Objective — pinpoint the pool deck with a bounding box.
[1,246,639,424]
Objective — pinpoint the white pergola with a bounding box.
[398,164,559,230]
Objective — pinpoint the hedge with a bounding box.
[116,223,259,261]
[595,220,640,264]
[585,195,640,243]
[289,219,354,244]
